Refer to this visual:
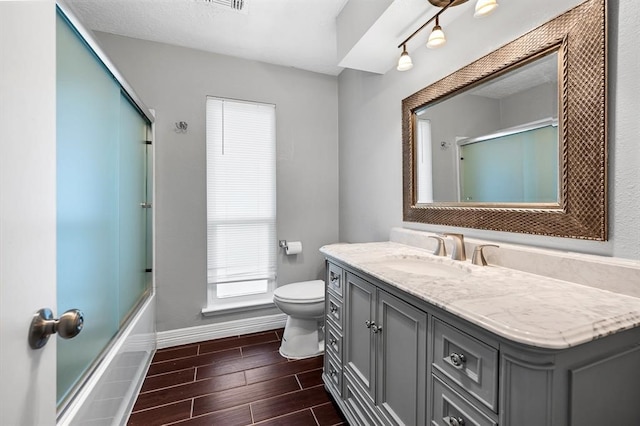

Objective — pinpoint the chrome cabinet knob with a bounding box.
[29,308,84,349]
[444,416,465,426]
[365,320,373,328]
[330,304,338,313]
[449,352,467,369]
[371,324,382,334]
[329,271,340,285]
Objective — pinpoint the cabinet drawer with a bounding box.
[326,322,343,361]
[326,292,343,329]
[327,262,343,297]
[324,352,343,397]
[432,318,498,411]
[431,375,497,426]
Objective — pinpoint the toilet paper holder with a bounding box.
[279,240,302,255]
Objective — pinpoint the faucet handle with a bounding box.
[472,244,499,266]
[427,236,447,256]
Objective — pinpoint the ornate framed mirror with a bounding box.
[402,0,607,240]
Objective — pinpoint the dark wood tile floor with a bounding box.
[128,329,346,426]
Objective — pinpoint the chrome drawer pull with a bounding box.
[449,352,467,369]
[330,368,338,377]
[330,304,338,314]
[329,338,338,347]
[330,271,340,285]
[443,416,465,426]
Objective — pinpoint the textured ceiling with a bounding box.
[62,0,588,77]
[62,0,349,76]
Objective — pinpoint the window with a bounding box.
[204,97,276,313]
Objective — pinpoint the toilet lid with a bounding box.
[274,280,325,303]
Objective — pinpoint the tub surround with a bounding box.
[320,230,640,349]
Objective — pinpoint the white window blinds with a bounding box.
[206,97,276,299]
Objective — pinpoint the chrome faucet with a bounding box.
[442,233,466,261]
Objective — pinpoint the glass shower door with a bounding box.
[56,11,151,407]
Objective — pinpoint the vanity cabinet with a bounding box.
[323,258,640,426]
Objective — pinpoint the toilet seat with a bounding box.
[273,280,324,304]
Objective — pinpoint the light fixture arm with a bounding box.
[397,0,456,49]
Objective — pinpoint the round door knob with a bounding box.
[57,309,84,338]
[29,308,85,349]
[449,352,467,369]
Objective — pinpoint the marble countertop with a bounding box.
[321,242,640,349]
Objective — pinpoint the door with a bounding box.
[344,273,377,402]
[376,290,427,425]
[0,2,58,424]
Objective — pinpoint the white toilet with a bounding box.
[273,280,325,359]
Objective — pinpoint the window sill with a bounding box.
[201,297,277,317]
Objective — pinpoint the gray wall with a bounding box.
[95,33,339,332]
[499,82,557,129]
[338,1,640,260]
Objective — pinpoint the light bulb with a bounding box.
[397,48,413,71]
[426,25,446,49]
[474,0,498,18]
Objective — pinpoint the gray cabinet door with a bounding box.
[377,290,427,426]
[345,272,377,402]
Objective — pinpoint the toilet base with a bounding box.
[279,316,324,360]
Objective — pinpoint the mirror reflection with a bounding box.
[414,50,559,205]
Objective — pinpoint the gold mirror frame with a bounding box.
[402,0,607,240]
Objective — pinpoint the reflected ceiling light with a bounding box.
[474,0,499,17]
[396,0,499,71]
[397,45,414,71]
[426,16,446,49]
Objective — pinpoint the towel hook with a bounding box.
[175,121,188,133]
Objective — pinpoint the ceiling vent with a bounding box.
[200,0,247,13]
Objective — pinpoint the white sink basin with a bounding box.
[382,258,470,278]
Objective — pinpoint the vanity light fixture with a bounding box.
[396,0,499,71]
[397,45,414,71]
[474,0,498,17]
[426,15,446,49]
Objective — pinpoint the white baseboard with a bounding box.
[156,313,288,349]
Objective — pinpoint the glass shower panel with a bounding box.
[118,93,150,321]
[56,13,120,404]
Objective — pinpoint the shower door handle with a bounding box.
[28,308,84,349]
